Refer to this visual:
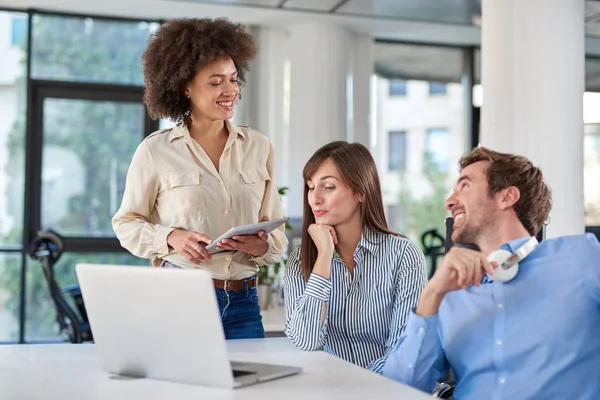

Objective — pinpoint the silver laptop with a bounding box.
[75,263,301,388]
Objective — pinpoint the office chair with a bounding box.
[421,229,445,279]
[27,230,93,343]
[431,217,546,399]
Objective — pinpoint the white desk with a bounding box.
[0,338,431,400]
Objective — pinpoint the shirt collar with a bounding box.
[167,120,246,143]
[356,227,383,256]
[500,236,533,253]
[226,120,246,139]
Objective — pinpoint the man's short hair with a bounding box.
[459,147,552,235]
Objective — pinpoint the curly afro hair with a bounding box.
[142,18,257,125]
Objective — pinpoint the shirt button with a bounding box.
[219,181,224,185]
[418,328,425,334]
[407,364,413,369]
[225,256,231,261]
[496,340,502,346]
[224,210,229,214]
[498,303,504,308]
[499,377,506,384]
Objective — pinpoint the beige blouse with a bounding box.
[112,120,288,280]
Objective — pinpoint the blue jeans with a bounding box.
[216,284,265,340]
[160,261,264,339]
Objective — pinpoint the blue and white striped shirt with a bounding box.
[283,228,427,373]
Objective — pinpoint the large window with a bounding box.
[426,128,451,172]
[25,252,147,341]
[40,98,145,237]
[584,90,600,226]
[388,131,407,171]
[0,10,28,343]
[0,11,159,343]
[585,60,600,228]
[374,42,468,241]
[0,252,21,342]
[30,14,157,85]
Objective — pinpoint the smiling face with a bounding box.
[306,158,362,228]
[445,160,499,244]
[185,56,239,122]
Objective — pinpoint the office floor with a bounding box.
[261,302,285,337]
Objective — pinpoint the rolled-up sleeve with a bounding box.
[283,248,330,351]
[250,144,288,266]
[112,140,175,261]
[382,310,448,393]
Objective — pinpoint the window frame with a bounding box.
[0,8,161,343]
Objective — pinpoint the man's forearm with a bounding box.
[415,286,446,316]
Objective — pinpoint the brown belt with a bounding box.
[162,261,258,292]
[213,276,258,292]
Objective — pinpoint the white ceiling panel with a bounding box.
[283,0,342,12]
[586,0,600,19]
[374,42,465,83]
[337,0,480,25]
[178,0,282,7]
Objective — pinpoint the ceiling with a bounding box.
[1,0,599,87]
[1,0,598,43]
[177,0,483,26]
[165,0,600,38]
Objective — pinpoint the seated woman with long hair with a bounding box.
[283,141,427,373]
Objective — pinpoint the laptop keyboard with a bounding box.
[232,369,254,378]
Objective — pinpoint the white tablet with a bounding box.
[205,217,289,254]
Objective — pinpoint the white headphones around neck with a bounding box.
[486,236,539,283]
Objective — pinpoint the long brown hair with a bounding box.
[459,147,552,235]
[300,141,401,281]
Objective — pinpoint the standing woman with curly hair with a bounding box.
[112,18,287,339]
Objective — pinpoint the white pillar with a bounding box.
[288,22,373,217]
[350,34,374,148]
[243,27,289,188]
[481,0,585,237]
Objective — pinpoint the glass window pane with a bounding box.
[585,120,600,226]
[11,15,28,47]
[586,59,600,92]
[0,252,21,342]
[429,82,447,95]
[426,128,451,171]
[388,131,407,171]
[375,73,464,242]
[41,98,145,237]
[25,252,148,341]
[31,14,158,85]
[0,11,28,247]
[389,79,407,96]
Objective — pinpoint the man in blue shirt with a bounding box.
[382,147,600,399]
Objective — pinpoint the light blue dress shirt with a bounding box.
[383,233,600,400]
